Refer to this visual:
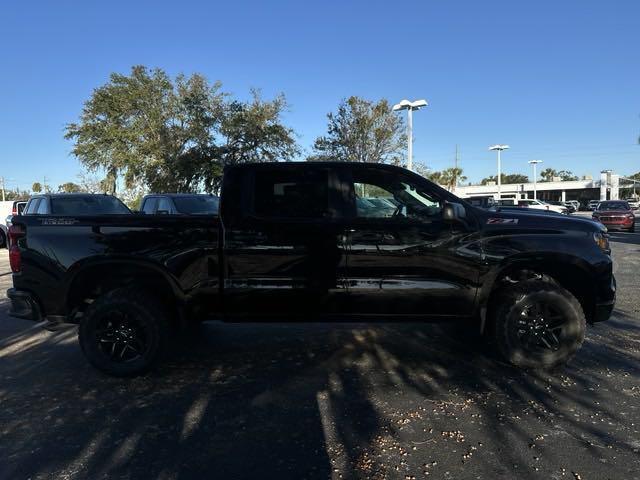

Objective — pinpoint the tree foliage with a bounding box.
[310,96,406,164]
[57,182,83,193]
[481,173,529,185]
[421,167,467,190]
[539,168,578,182]
[65,66,298,193]
[31,182,42,193]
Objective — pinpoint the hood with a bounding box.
[476,208,605,233]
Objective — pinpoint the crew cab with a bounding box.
[6,163,615,376]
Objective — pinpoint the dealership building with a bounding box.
[455,171,623,203]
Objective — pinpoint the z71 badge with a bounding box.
[487,218,519,224]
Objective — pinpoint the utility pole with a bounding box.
[0,177,5,202]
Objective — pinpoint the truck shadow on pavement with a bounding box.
[1,312,640,480]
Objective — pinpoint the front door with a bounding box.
[222,165,348,317]
[340,166,479,317]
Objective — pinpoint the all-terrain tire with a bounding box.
[78,288,169,377]
[491,280,586,369]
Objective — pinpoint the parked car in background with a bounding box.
[546,200,574,214]
[592,200,635,232]
[560,200,579,213]
[465,195,497,209]
[623,198,639,210]
[23,194,131,216]
[565,200,580,212]
[140,194,219,215]
[588,200,600,211]
[1,200,27,248]
[515,198,568,214]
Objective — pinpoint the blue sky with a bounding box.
[0,0,639,191]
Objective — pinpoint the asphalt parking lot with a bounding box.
[1,221,639,480]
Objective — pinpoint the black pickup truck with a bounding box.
[7,162,615,376]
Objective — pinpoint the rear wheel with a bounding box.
[491,280,586,369]
[629,223,635,233]
[78,288,169,376]
[0,229,6,249]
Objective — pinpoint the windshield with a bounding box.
[172,196,219,215]
[597,202,630,211]
[50,196,131,215]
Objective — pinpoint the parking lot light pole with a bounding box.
[528,160,542,199]
[489,145,510,198]
[393,99,428,171]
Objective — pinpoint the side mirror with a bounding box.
[443,202,467,222]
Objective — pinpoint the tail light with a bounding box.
[11,204,17,215]
[8,225,25,273]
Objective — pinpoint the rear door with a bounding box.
[339,165,479,317]
[222,165,348,316]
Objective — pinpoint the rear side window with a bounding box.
[50,196,131,215]
[253,169,329,219]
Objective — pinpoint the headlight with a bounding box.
[593,232,610,253]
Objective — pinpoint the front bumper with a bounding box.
[7,288,42,322]
[592,274,616,323]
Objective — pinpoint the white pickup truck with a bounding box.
[500,198,568,214]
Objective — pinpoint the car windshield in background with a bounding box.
[172,196,219,214]
[598,202,630,211]
[50,196,131,215]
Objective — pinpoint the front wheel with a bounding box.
[78,288,169,376]
[491,280,586,369]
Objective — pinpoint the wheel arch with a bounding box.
[64,257,186,324]
[479,253,597,328]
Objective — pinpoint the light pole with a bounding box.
[528,160,542,199]
[489,144,510,198]
[393,99,428,171]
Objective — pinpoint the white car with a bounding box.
[516,199,568,214]
[624,198,639,210]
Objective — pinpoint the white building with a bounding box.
[454,171,620,202]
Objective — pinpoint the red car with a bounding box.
[592,200,635,232]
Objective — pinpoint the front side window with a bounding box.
[351,170,442,221]
[254,169,329,219]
